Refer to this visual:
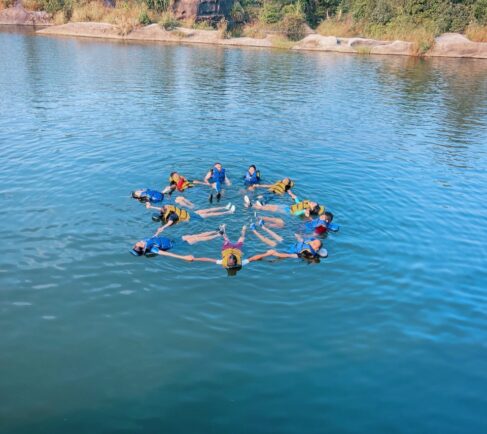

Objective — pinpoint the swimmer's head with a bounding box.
[170,172,180,182]
[131,241,146,256]
[214,162,222,171]
[308,202,321,216]
[225,254,242,276]
[131,191,139,199]
[309,239,323,252]
[248,165,257,175]
[282,178,294,191]
[322,211,334,223]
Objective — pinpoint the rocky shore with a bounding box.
[2,6,487,59]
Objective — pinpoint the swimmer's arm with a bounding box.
[270,251,299,259]
[157,251,194,262]
[225,176,231,186]
[203,171,212,185]
[252,184,272,189]
[248,250,275,262]
[154,221,173,235]
[288,190,297,199]
[294,233,304,242]
[192,257,218,263]
[146,203,163,211]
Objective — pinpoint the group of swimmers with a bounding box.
[130,163,339,276]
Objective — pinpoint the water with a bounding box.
[1,28,486,434]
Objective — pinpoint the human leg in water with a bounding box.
[195,204,236,218]
[175,196,195,208]
[257,219,283,243]
[249,223,277,247]
[256,215,286,229]
[182,230,222,245]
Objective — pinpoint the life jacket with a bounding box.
[244,170,261,186]
[268,179,294,195]
[162,205,190,223]
[145,236,173,254]
[136,189,164,203]
[221,248,242,268]
[209,167,226,183]
[292,240,319,258]
[168,174,193,192]
[290,200,325,216]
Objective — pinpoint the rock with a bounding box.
[172,0,234,22]
[292,34,339,51]
[0,5,52,26]
[371,40,414,56]
[426,33,487,59]
[38,22,122,39]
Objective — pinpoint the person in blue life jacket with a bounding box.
[130,236,194,261]
[131,189,165,203]
[243,165,261,188]
[304,211,339,235]
[267,234,328,261]
[201,162,231,203]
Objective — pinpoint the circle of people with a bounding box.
[130,163,339,276]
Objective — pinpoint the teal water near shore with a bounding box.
[1,28,487,433]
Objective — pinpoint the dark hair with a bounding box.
[226,254,238,267]
[325,211,334,222]
[214,162,221,166]
[310,205,321,216]
[226,266,242,276]
[249,165,256,171]
[170,171,177,177]
[134,245,144,256]
[131,191,137,199]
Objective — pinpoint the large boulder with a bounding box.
[172,0,233,22]
[426,33,487,59]
[0,5,51,25]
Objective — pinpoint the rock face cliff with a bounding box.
[172,0,233,22]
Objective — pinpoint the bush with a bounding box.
[280,12,306,40]
[159,10,179,30]
[139,9,152,25]
[231,1,245,24]
[145,0,169,13]
[473,0,487,24]
[259,2,282,24]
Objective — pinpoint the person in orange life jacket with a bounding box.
[163,172,195,195]
[192,225,273,276]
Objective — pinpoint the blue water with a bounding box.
[1,28,487,433]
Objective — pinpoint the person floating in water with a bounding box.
[192,225,273,276]
[130,236,194,261]
[131,188,165,203]
[304,211,339,235]
[163,172,194,195]
[194,162,231,203]
[146,202,236,235]
[243,165,261,188]
[244,191,325,218]
[268,234,328,261]
[248,216,285,247]
[250,178,294,196]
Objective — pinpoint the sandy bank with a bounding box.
[0,15,473,59]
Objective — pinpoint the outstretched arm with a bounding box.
[146,203,163,211]
[248,250,275,262]
[203,171,212,185]
[157,251,194,262]
[154,221,174,236]
[192,257,218,263]
[288,191,298,201]
[225,176,231,186]
[269,251,299,259]
[294,233,304,242]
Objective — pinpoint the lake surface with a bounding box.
[1,27,486,434]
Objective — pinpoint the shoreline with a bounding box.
[1,7,487,59]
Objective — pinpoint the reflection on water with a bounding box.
[0,30,486,434]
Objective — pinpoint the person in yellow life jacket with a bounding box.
[146,201,237,235]
[163,172,194,195]
[244,191,325,218]
[248,177,295,196]
[192,225,274,276]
